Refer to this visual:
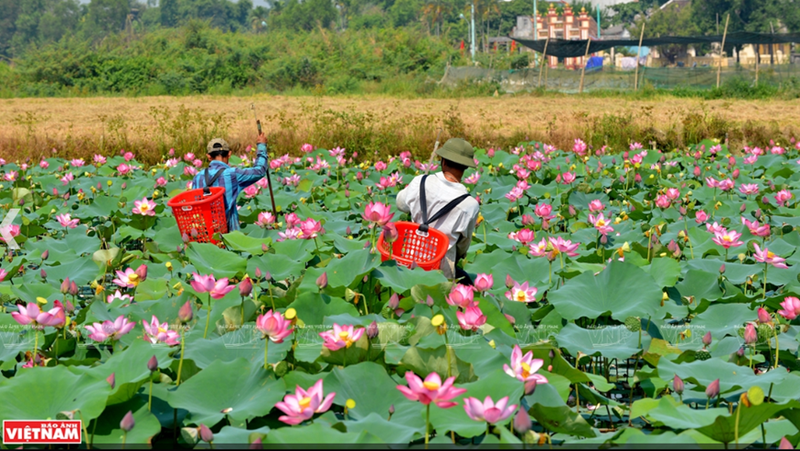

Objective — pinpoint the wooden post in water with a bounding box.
[634,22,645,91]
[579,38,592,94]
[717,14,730,89]
[538,36,550,88]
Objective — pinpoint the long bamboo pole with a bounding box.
[717,14,730,89]
[538,36,550,88]
[579,37,592,94]
[634,22,645,91]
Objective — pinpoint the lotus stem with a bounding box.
[148,377,153,412]
[444,330,452,379]
[264,338,269,371]
[772,326,779,370]
[763,262,768,300]
[425,403,431,448]
[734,395,742,448]
[486,422,490,439]
[90,416,97,448]
[203,293,211,339]
[268,283,275,311]
[241,296,245,325]
[176,327,186,386]
[122,431,127,450]
[33,329,38,357]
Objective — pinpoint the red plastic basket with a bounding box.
[377,221,450,271]
[167,187,228,245]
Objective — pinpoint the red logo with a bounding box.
[3,421,81,444]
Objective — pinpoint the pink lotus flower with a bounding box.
[278,227,303,241]
[775,190,793,207]
[694,210,708,224]
[4,171,18,182]
[183,152,195,162]
[528,238,556,261]
[117,163,132,176]
[11,303,66,330]
[549,236,580,257]
[457,305,487,331]
[124,152,134,161]
[474,273,493,292]
[362,202,394,226]
[282,174,300,186]
[510,228,535,246]
[299,218,324,239]
[107,290,133,303]
[505,186,524,202]
[156,177,167,187]
[503,345,548,393]
[666,188,680,200]
[712,230,743,249]
[60,173,74,185]
[142,315,180,345]
[588,199,604,212]
[243,185,260,199]
[85,316,135,342]
[739,184,759,196]
[573,139,587,156]
[757,307,771,324]
[192,159,203,168]
[190,273,237,299]
[255,310,293,343]
[40,160,49,169]
[183,166,197,177]
[113,268,141,288]
[561,172,576,184]
[0,268,7,282]
[589,212,614,236]
[70,159,85,167]
[285,213,301,227]
[0,224,20,244]
[301,143,314,153]
[319,323,365,351]
[705,177,720,188]
[534,203,555,221]
[754,244,789,269]
[744,322,758,344]
[256,212,275,228]
[655,195,671,209]
[464,173,481,184]
[464,396,517,424]
[93,154,106,165]
[505,281,537,303]
[446,284,476,308]
[132,198,157,216]
[276,379,336,425]
[742,217,770,237]
[396,372,466,408]
[718,179,735,191]
[374,161,387,171]
[56,214,79,229]
[706,222,726,234]
[744,155,758,165]
[165,158,179,168]
[778,296,800,320]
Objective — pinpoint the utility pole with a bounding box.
[533,0,537,40]
[471,1,476,62]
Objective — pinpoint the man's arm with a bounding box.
[234,133,269,188]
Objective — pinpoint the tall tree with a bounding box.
[160,0,180,27]
[81,0,130,39]
[629,2,700,63]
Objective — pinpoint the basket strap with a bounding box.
[418,174,471,233]
[203,167,225,195]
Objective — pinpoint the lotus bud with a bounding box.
[600,235,608,245]
[389,405,395,415]
[732,168,740,179]
[720,264,725,273]
[549,350,555,359]
[316,272,327,290]
[18,198,24,206]
[388,293,400,309]
[40,269,47,279]
[740,203,746,213]
[265,271,272,280]
[64,300,75,314]
[107,373,116,389]
[169,148,175,157]
[69,281,78,296]
[239,276,253,297]
[135,264,148,282]
[673,375,684,395]
[182,232,190,242]
[41,250,49,261]
[505,274,514,288]
[179,300,194,323]
[367,321,379,339]
[199,424,214,443]
[121,182,127,189]
[779,438,793,449]
[425,295,434,307]
[757,307,770,324]
[345,189,350,197]
[382,222,399,243]
[60,278,70,294]
[250,437,263,449]
[547,364,553,372]
[514,408,532,434]
[744,323,758,344]
[679,206,687,215]
[634,174,642,183]
[120,411,135,432]
[147,355,158,372]
[255,267,262,279]
[262,244,268,252]
[702,332,712,347]
[705,379,720,399]
[737,346,745,357]
[504,313,516,325]
[568,205,576,216]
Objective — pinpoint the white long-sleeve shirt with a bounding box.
[396,172,480,279]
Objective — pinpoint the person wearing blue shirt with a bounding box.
[192,133,269,231]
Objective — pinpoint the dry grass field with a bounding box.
[2,94,800,162]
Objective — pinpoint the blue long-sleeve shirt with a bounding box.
[192,143,269,231]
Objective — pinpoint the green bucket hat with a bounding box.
[435,138,477,168]
[207,138,230,154]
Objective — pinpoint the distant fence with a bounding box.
[440,64,800,93]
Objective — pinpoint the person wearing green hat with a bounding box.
[396,138,480,284]
[192,133,269,232]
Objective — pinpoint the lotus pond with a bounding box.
[1,139,800,447]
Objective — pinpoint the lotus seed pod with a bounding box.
[624,317,641,332]
[695,350,711,361]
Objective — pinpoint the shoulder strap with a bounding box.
[418,174,471,233]
[203,166,225,195]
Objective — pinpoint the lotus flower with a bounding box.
[362,202,394,226]
[11,303,66,330]
[548,236,580,257]
[464,396,517,424]
[55,214,79,229]
[474,273,493,292]
[706,222,726,234]
[243,185,260,199]
[774,189,793,206]
[319,324,365,351]
[778,296,800,320]
[300,143,314,153]
[505,186,524,202]
[256,211,275,228]
[0,224,20,243]
[589,212,614,236]
[256,310,293,343]
[754,244,789,269]
[666,188,681,200]
[124,151,135,161]
[190,273,236,299]
[299,218,324,239]
[0,268,7,282]
[744,322,758,344]
[695,210,709,224]
[132,198,157,217]
[278,227,303,241]
[285,213,301,227]
[742,217,770,237]
[712,230,743,249]
[464,172,480,184]
[528,238,555,261]
[588,199,604,212]
[446,284,476,308]
[655,195,671,209]
[510,228,535,246]
[396,372,466,408]
[156,177,167,187]
[718,179,735,191]
[107,290,133,303]
[739,184,759,196]
[61,173,74,185]
[142,315,180,345]
[113,268,141,288]
[276,379,336,425]
[505,281,537,303]
[456,305,487,332]
[561,172,576,184]
[117,163,131,176]
[85,316,135,342]
[382,222,398,243]
[503,345,548,393]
